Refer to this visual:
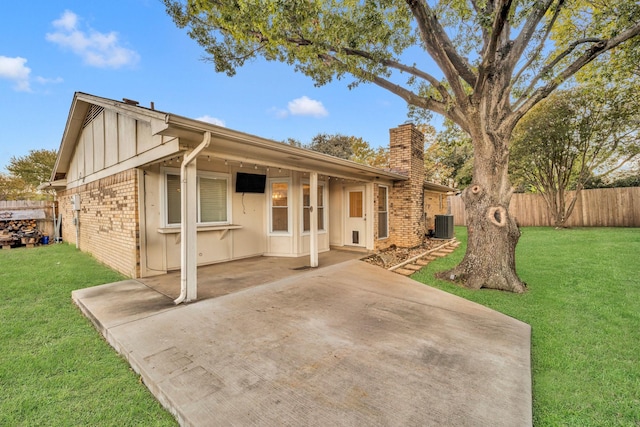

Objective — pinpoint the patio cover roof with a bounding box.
[154,112,409,182]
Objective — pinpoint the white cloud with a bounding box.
[0,56,32,91]
[268,107,289,119]
[270,96,329,119]
[196,115,225,127]
[46,10,140,68]
[35,76,64,85]
[287,96,328,117]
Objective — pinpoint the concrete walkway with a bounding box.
[73,259,532,426]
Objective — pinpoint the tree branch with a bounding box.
[508,1,563,95]
[507,0,558,67]
[405,0,476,95]
[513,37,603,108]
[507,22,640,132]
[475,0,513,97]
[340,47,451,103]
[316,51,467,128]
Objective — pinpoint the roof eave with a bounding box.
[160,114,409,182]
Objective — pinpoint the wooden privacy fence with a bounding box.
[448,187,640,227]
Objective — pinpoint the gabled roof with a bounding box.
[51,92,409,183]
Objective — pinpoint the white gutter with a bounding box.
[174,131,211,305]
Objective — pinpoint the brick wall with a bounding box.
[57,169,140,278]
[424,190,449,231]
[387,123,425,248]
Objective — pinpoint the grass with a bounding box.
[412,226,640,426]
[0,244,177,426]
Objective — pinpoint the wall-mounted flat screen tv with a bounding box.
[235,172,266,193]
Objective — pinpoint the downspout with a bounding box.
[174,131,211,305]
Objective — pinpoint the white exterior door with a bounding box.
[345,186,366,247]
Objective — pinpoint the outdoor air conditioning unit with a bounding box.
[434,214,454,239]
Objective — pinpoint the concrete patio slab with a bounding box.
[139,250,365,301]
[73,259,532,426]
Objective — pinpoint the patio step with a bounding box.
[431,251,451,257]
[391,239,461,276]
[438,247,456,253]
[394,268,415,276]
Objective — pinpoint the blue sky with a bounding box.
[0,0,438,174]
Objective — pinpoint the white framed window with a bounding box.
[302,182,326,233]
[269,178,291,234]
[163,168,231,226]
[377,185,389,239]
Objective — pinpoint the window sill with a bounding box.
[157,224,242,234]
[301,230,328,236]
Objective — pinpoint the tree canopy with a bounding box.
[290,133,390,168]
[165,0,640,134]
[1,149,57,201]
[6,149,58,190]
[0,174,28,201]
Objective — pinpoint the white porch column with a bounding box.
[175,132,211,304]
[310,171,318,268]
[181,157,198,302]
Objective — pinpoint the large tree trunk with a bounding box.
[437,123,527,293]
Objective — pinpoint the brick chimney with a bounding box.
[388,123,425,247]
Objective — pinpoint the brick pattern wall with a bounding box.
[387,123,425,248]
[58,169,140,278]
[424,190,449,231]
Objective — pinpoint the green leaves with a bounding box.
[164,0,412,86]
[1,149,57,200]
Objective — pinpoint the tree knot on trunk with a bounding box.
[487,206,507,227]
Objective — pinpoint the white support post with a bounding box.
[181,157,198,302]
[310,171,319,268]
[175,132,211,305]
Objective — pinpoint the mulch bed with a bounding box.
[362,238,452,269]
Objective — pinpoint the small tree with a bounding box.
[510,86,640,227]
[6,149,58,191]
[282,137,303,148]
[2,149,57,201]
[0,174,28,201]
[307,133,353,159]
[424,120,473,188]
[349,136,390,168]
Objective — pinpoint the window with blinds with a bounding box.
[165,170,229,225]
[166,174,181,225]
[199,177,227,222]
[378,186,388,239]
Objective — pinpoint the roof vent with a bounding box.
[82,104,105,128]
[122,98,139,106]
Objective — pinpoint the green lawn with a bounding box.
[0,244,177,426]
[412,227,640,426]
